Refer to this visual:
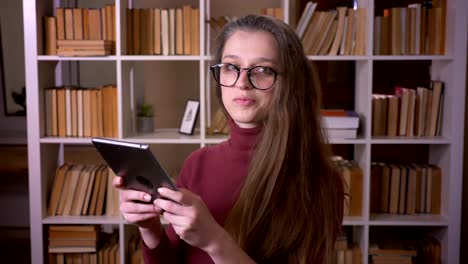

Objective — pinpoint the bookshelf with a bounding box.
[23,0,467,263]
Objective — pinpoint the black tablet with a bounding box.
[92,138,178,203]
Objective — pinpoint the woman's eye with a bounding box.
[254,67,274,75]
[226,64,237,71]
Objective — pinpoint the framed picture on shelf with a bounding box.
[179,99,200,135]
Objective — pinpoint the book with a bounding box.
[321,109,359,129]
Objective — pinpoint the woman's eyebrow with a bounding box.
[222,54,278,64]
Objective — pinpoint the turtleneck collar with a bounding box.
[227,118,262,151]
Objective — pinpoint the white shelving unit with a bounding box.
[23,0,467,263]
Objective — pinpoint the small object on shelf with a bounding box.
[136,103,154,133]
[57,40,113,56]
[179,99,200,135]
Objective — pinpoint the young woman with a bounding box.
[114,15,344,263]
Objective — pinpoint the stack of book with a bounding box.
[57,40,112,56]
[48,225,100,254]
[321,109,360,139]
[369,246,417,264]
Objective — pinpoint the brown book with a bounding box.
[94,166,109,215]
[328,7,347,56]
[81,165,98,215]
[139,9,149,54]
[395,87,409,136]
[83,88,92,137]
[175,8,184,55]
[62,164,84,216]
[44,16,57,55]
[49,239,96,247]
[88,165,104,215]
[70,89,78,136]
[428,81,444,136]
[106,5,113,42]
[388,164,401,214]
[309,11,336,55]
[318,19,337,55]
[391,7,402,55]
[101,85,113,138]
[48,164,71,216]
[353,8,367,55]
[73,9,83,40]
[88,9,102,40]
[406,165,417,214]
[90,89,98,137]
[380,9,391,55]
[300,12,319,51]
[126,9,133,55]
[65,88,72,136]
[190,7,200,55]
[111,85,118,138]
[405,88,416,137]
[49,230,97,240]
[83,8,90,40]
[100,7,107,41]
[153,8,161,54]
[430,165,442,214]
[343,8,355,55]
[49,225,99,233]
[168,8,176,55]
[380,164,391,213]
[64,9,74,40]
[56,88,66,137]
[370,163,383,213]
[147,8,155,55]
[70,165,91,216]
[398,165,408,214]
[44,88,54,136]
[77,89,83,136]
[182,5,192,55]
[133,9,141,55]
[56,8,66,40]
[341,163,351,216]
[387,95,399,136]
[96,88,104,137]
[348,162,363,216]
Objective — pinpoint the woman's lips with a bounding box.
[234,97,256,106]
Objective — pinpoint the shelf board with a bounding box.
[123,129,202,144]
[40,137,92,144]
[372,55,452,61]
[307,55,370,61]
[43,215,121,224]
[369,214,448,226]
[343,216,366,226]
[328,137,367,144]
[370,137,450,144]
[120,55,202,61]
[37,55,117,61]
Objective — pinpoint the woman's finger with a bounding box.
[162,211,189,227]
[154,198,186,215]
[120,200,161,214]
[158,187,193,205]
[123,212,159,224]
[112,176,124,188]
[120,189,152,203]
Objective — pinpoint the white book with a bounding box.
[326,128,357,139]
[77,89,83,137]
[65,88,72,137]
[295,2,317,39]
[161,9,169,56]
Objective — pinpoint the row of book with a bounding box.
[374,3,446,55]
[372,81,444,137]
[333,157,363,217]
[127,233,144,264]
[47,163,119,217]
[297,2,367,56]
[370,163,441,215]
[126,6,199,56]
[44,85,118,138]
[48,226,120,263]
[44,5,116,56]
[208,7,284,34]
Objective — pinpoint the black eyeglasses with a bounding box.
[210,63,278,90]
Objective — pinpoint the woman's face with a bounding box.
[220,30,279,128]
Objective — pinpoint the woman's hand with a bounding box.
[154,188,225,253]
[113,176,161,229]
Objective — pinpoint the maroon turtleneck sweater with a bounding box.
[142,119,261,263]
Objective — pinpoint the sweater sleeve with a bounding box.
[140,151,198,263]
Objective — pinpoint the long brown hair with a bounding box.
[214,15,344,263]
